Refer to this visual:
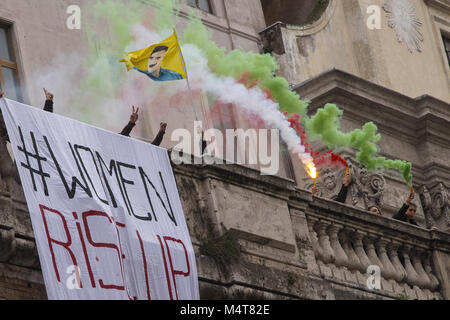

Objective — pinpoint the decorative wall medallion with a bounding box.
[383,0,424,52]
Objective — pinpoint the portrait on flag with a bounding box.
[0,97,199,300]
[121,30,186,82]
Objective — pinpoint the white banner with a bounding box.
[0,98,199,300]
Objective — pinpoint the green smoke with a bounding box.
[78,0,413,184]
[182,20,412,183]
[307,104,413,184]
[182,19,309,118]
[77,0,182,120]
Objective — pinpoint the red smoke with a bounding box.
[284,112,347,168]
[207,72,348,169]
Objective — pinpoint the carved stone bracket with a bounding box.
[0,226,40,269]
[311,166,346,200]
[259,22,286,55]
[348,159,385,209]
[420,182,450,229]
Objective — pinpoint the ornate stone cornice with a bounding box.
[293,68,450,144]
[425,0,450,15]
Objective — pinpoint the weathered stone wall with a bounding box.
[292,69,450,232]
[260,0,450,103]
[0,140,449,299]
[174,160,449,300]
[0,0,449,301]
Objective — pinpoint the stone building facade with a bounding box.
[0,0,449,300]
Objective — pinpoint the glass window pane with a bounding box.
[2,67,20,102]
[0,28,13,61]
[198,0,211,12]
[187,0,197,8]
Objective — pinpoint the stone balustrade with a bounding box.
[0,138,449,299]
[294,193,448,300]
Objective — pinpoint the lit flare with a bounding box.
[307,163,317,187]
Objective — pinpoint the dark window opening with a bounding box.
[0,24,21,102]
[187,0,212,13]
[443,34,450,66]
[261,0,330,27]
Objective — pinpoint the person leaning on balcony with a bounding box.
[119,105,167,146]
[312,167,350,203]
[335,167,350,203]
[392,190,440,231]
[393,190,418,226]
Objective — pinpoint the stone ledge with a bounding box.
[230,228,296,253]
[293,69,450,140]
[307,196,434,240]
[0,225,40,270]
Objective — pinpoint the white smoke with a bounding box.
[20,21,313,166]
[180,43,314,166]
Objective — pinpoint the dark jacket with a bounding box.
[335,184,348,203]
[119,121,165,147]
[43,99,54,113]
[393,204,418,226]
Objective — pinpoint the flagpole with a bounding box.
[175,29,203,162]
[175,30,199,122]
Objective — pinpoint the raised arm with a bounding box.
[336,167,350,203]
[152,122,167,146]
[393,191,414,220]
[43,88,54,113]
[120,106,139,137]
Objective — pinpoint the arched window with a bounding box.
[261,0,330,26]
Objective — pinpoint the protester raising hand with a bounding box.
[393,189,418,226]
[43,88,54,101]
[344,167,350,187]
[120,106,140,137]
[311,185,318,196]
[152,122,167,147]
[43,88,54,113]
[130,106,139,124]
[336,167,351,203]
[405,190,415,205]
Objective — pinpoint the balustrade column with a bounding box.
[386,241,407,283]
[327,224,349,268]
[401,244,421,287]
[411,248,432,290]
[307,218,325,263]
[363,235,385,276]
[375,237,396,280]
[314,221,335,265]
[340,228,361,272]
[352,231,371,274]
[422,253,440,292]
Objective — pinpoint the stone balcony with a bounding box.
[172,158,450,300]
[0,131,449,299]
[291,189,448,300]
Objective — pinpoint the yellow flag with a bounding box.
[120,29,186,82]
